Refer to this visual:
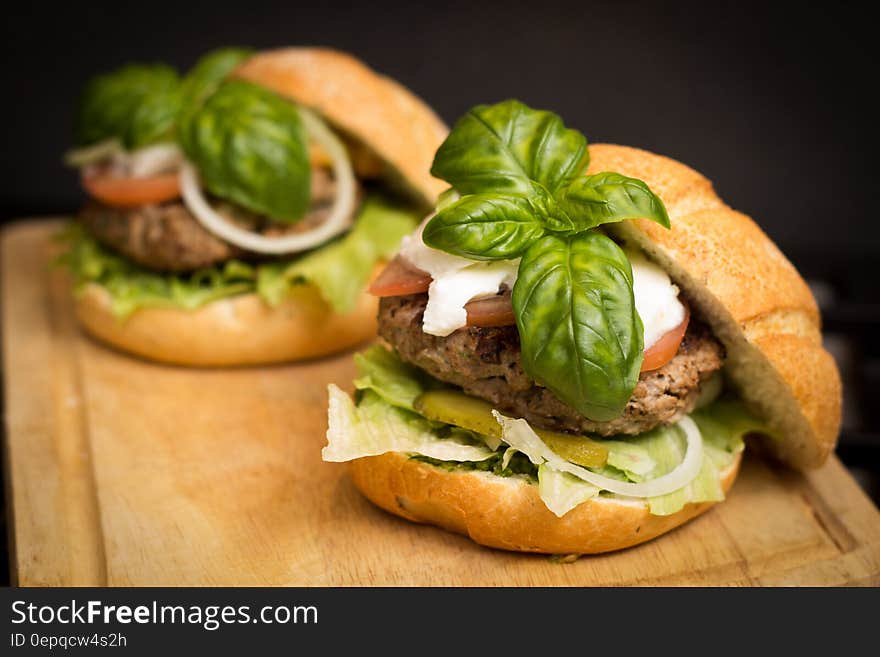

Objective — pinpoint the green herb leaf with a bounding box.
[557,172,670,231]
[74,63,182,149]
[422,193,548,260]
[430,99,589,196]
[181,47,253,110]
[512,232,644,421]
[178,79,311,222]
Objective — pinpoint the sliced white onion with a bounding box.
[63,138,123,168]
[129,143,184,178]
[493,412,704,498]
[180,107,356,255]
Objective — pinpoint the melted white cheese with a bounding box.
[627,249,686,348]
[401,222,684,346]
[399,221,518,336]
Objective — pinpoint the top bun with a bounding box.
[590,144,841,470]
[233,47,449,207]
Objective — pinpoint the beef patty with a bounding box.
[78,167,356,272]
[378,293,725,436]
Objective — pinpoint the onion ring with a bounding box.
[494,412,704,498]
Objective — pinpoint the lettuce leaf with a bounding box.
[641,400,754,515]
[257,195,419,313]
[603,440,656,479]
[635,425,725,515]
[324,386,495,463]
[56,223,256,318]
[537,464,599,517]
[352,344,426,411]
[58,193,419,318]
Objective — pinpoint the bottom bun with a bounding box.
[75,282,378,366]
[349,451,742,554]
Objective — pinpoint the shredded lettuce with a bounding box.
[327,345,765,517]
[57,193,419,318]
[638,399,755,515]
[257,195,419,313]
[635,425,727,515]
[603,440,656,479]
[537,465,600,517]
[352,344,426,411]
[324,386,495,463]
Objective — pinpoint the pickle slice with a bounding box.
[415,389,503,439]
[537,430,608,469]
[414,389,608,468]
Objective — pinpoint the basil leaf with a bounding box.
[75,63,181,149]
[512,232,644,422]
[557,172,671,231]
[179,79,311,222]
[430,99,589,196]
[181,47,253,109]
[423,193,547,260]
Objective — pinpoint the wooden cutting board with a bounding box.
[3,219,879,586]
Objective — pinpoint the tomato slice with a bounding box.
[465,293,515,327]
[82,171,181,208]
[368,255,432,297]
[640,303,690,372]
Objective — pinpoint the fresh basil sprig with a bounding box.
[178,79,311,223]
[73,48,252,153]
[422,193,547,260]
[431,100,589,195]
[557,172,670,233]
[74,64,182,149]
[180,47,253,111]
[513,232,644,421]
[425,99,671,421]
[425,100,669,257]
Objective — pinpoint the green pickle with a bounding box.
[414,389,608,468]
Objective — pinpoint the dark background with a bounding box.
[1,1,877,582]
[3,0,877,262]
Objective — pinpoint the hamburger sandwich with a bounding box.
[59,47,447,365]
[323,99,843,554]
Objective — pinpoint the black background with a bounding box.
[2,0,877,263]
[1,0,878,585]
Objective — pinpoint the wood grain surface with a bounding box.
[3,220,879,586]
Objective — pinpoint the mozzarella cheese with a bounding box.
[401,223,685,346]
[627,249,686,348]
[399,222,518,336]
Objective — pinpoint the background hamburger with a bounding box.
[59,47,448,365]
[323,99,843,554]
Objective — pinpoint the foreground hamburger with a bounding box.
[60,47,447,365]
[323,99,842,554]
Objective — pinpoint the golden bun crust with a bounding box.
[589,143,841,469]
[75,283,378,366]
[234,47,448,207]
[350,451,741,554]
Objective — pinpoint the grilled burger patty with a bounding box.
[78,168,354,272]
[378,293,725,436]
[80,200,242,271]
